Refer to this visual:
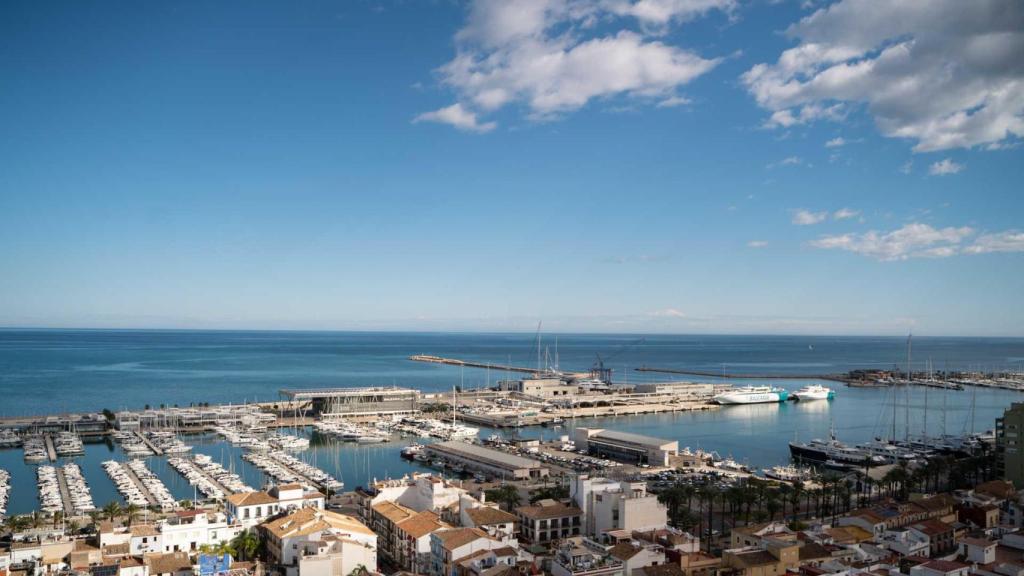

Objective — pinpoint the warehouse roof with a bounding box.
[588,429,676,447]
[427,441,543,470]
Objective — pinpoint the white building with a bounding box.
[361,473,467,516]
[572,476,668,538]
[429,527,505,576]
[226,483,326,528]
[878,528,930,558]
[260,506,377,576]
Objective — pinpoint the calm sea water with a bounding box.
[1,330,1023,515]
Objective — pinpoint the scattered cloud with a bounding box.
[928,158,965,176]
[832,207,860,220]
[963,231,1024,254]
[742,0,1024,152]
[825,137,846,148]
[767,156,806,169]
[417,0,731,131]
[747,240,769,248]
[808,222,1024,260]
[657,95,692,108]
[900,160,913,174]
[792,209,828,225]
[412,103,496,133]
[650,307,687,318]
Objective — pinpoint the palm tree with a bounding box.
[231,530,259,561]
[124,503,141,527]
[102,501,122,524]
[485,485,521,511]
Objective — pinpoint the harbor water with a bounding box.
[1,330,1023,516]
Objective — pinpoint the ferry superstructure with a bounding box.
[713,386,788,405]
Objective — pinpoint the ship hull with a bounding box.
[714,391,788,404]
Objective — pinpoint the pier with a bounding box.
[44,434,57,462]
[54,467,74,516]
[123,464,159,508]
[134,431,163,456]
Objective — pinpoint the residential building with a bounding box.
[429,528,505,576]
[226,484,326,529]
[259,506,377,576]
[550,538,624,576]
[958,537,996,564]
[358,473,468,519]
[516,501,583,544]
[572,476,668,538]
[395,511,450,575]
[909,520,955,557]
[909,560,971,576]
[997,403,1024,486]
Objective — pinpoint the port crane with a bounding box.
[591,337,645,383]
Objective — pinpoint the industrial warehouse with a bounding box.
[574,428,679,466]
[424,440,551,480]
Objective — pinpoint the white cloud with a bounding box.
[809,222,974,260]
[833,207,860,220]
[963,231,1024,254]
[657,95,692,108]
[747,240,768,248]
[412,103,497,133]
[928,158,965,176]
[418,0,729,130]
[742,0,1024,152]
[900,160,913,174]
[767,155,806,169]
[651,307,687,318]
[825,137,846,148]
[792,209,827,225]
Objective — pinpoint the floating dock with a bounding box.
[134,431,163,456]
[44,434,57,462]
[123,464,159,507]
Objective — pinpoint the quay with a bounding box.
[134,431,163,456]
[189,462,232,496]
[44,434,57,462]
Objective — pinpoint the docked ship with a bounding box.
[713,386,788,405]
[789,431,884,466]
[763,465,814,483]
[790,385,834,401]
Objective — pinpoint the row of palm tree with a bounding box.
[198,530,260,561]
[657,451,999,551]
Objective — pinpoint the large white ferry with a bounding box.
[713,386,788,405]
[790,384,835,401]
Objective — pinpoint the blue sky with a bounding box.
[1,0,1022,336]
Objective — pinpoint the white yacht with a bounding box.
[791,384,835,401]
[713,386,789,405]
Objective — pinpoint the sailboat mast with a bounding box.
[905,333,912,443]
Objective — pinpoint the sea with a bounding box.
[1,329,1023,516]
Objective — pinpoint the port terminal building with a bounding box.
[280,386,419,418]
[424,441,550,480]
[574,428,679,467]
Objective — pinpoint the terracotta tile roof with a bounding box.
[731,550,779,567]
[322,510,375,537]
[480,565,519,576]
[145,551,193,575]
[799,542,832,561]
[637,564,685,576]
[959,537,995,548]
[975,481,1016,500]
[515,502,581,521]
[103,544,130,556]
[434,527,492,552]
[467,507,517,526]
[920,560,970,573]
[912,519,952,536]
[396,511,446,539]
[226,491,277,506]
[372,500,415,524]
[129,525,159,537]
[608,542,643,561]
